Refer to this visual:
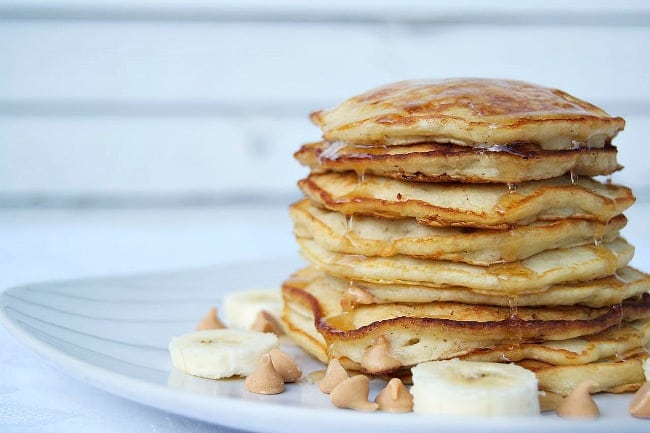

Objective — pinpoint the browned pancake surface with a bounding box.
[299,172,634,228]
[291,199,626,265]
[311,79,624,149]
[296,141,621,183]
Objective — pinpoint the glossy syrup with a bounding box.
[506,295,523,353]
[593,218,609,247]
[318,141,349,164]
[342,214,360,249]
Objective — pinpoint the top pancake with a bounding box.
[310,78,625,149]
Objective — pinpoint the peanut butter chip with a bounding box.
[244,354,285,395]
[556,380,599,419]
[330,375,378,412]
[319,359,349,394]
[195,307,226,331]
[375,378,413,413]
[629,381,650,418]
[251,310,285,335]
[360,335,402,374]
[269,348,302,383]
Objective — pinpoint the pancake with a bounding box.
[310,78,625,149]
[295,141,621,183]
[521,353,648,397]
[291,199,626,265]
[297,237,634,296]
[291,266,650,309]
[461,319,650,365]
[299,172,634,229]
[281,270,650,373]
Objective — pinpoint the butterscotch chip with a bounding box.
[244,354,285,395]
[375,378,413,413]
[251,310,285,335]
[330,375,378,412]
[268,348,302,383]
[319,359,349,394]
[195,307,226,331]
[629,381,650,418]
[555,380,599,419]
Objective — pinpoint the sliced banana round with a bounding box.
[223,289,283,329]
[169,329,279,379]
[411,359,540,416]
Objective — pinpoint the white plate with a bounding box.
[0,258,646,433]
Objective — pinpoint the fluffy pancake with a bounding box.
[281,270,650,372]
[291,266,650,309]
[297,237,634,296]
[462,319,650,366]
[521,354,648,397]
[291,199,626,265]
[296,141,621,183]
[299,172,634,229]
[310,78,625,149]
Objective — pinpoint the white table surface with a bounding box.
[0,205,297,433]
[1,202,650,433]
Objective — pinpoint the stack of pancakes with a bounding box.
[281,79,650,405]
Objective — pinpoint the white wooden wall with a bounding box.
[1,0,649,205]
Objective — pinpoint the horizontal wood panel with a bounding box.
[0,116,312,196]
[1,0,650,21]
[1,22,649,104]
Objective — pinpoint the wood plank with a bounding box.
[1,22,648,103]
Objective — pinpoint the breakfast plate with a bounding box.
[0,258,647,433]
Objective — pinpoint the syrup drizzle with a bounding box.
[318,141,348,164]
[303,369,327,384]
[507,295,524,348]
[343,214,360,249]
[593,218,608,247]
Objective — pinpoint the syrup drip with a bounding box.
[303,369,327,384]
[508,296,519,321]
[570,170,579,185]
[593,218,608,247]
[507,295,523,346]
[346,215,355,233]
[343,215,360,249]
[357,170,366,187]
[494,187,524,217]
[592,219,606,247]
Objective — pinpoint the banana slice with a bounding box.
[411,359,540,416]
[223,289,283,329]
[169,329,279,379]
